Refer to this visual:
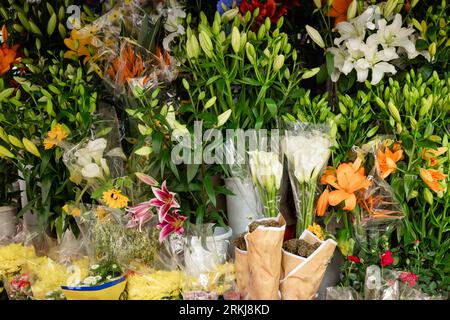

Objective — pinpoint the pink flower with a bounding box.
[149,181,179,221]
[157,210,187,243]
[399,272,419,286]
[380,250,394,267]
[125,200,154,231]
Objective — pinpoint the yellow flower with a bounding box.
[62,204,69,213]
[43,124,68,150]
[96,206,108,220]
[70,208,81,217]
[0,244,36,277]
[307,223,325,241]
[127,268,182,300]
[102,189,129,209]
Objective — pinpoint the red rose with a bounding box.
[348,255,361,264]
[380,250,394,267]
[399,272,419,286]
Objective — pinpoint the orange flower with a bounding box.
[419,168,447,193]
[107,44,144,86]
[0,25,21,75]
[376,146,403,179]
[327,0,353,27]
[316,188,329,216]
[64,29,94,64]
[320,161,372,211]
[421,147,448,167]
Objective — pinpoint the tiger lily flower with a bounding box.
[316,188,330,216]
[64,29,94,64]
[157,210,187,243]
[319,161,372,211]
[107,44,145,86]
[376,146,403,179]
[0,25,21,75]
[421,147,448,167]
[419,168,447,193]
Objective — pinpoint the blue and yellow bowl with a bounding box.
[61,276,127,300]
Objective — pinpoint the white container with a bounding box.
[0,206,17,239]
[224,177,260,237]
[184,226,233,276]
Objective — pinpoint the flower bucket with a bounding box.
[224,177,260,238]
[184,226,232,275]
[0,206,17,240]
[61,276,127,300]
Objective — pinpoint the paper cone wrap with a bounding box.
[234,247,249,299]
[246,215,286,300]
[280,230,336,300]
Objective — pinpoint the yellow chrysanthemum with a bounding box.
[127,269,182,300]
[0,244,36,277]
[307,223,325,241]
[62,204,69,213]
[102,189,129,209]
[43,124,68,150]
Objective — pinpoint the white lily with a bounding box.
[86,138,107,161]
[368,14,418,59]
[359,44,398,84]
[81,163,102,179]
[248,150,283,191]
[334,7,376,46]
[163,0,186,51]
[283,135,331,183]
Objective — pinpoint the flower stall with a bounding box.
[0,0,449,301]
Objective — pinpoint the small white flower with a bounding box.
[248,150,283,191]
[90,264,100,270]
[86,138,107,161]
[112,264,118,269]
[82,276,97,286]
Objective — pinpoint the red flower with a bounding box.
[399,272,419,286]
[157,210,187,243]
[348,255,361,264]
[239,0,290,26]
[380,250,394,267]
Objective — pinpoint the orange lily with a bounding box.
[320,161,372,211]
[0,25,21,75]
[326,0,353,27]
[107,44,144,86]
[419,168,447,193]
[316,188,329,216]
[376,146,403,179]
[421,147,448,167]
[64,29,94,64]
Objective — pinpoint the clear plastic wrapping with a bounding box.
[280,119,332,236]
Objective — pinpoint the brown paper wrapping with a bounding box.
[234,248,249,298]
[280,230,337,300]
[246,215,286,300]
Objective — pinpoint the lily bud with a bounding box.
[222,8,239,23]
[428,42,437,57]
[313,0,322,9]
[190,34,200,58]
[257,24,266,40]
[423,188,434,205]
[273,55,285,72]
[231,26,241,54]
[388,100,402,123]
[239,32,247,51]
[23,138,40,158]
[245,43,257,65]
[265,17,271,32]
[306,25,325,48]
[199,31,214,58]
[347,0,357,20]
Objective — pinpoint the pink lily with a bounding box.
[135,172,158,186]
[125,201,154,231]
[157,210,187,243]
[149,181,179,221]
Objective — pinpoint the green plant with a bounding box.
[0,159,20,206]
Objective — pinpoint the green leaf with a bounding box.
[204,175,216,207]
[265,98,277,116]
[41,176,52,204]
[0,88,15,101]
[134,146,153,156]
[326,52,334,76]
[187,164,200,183]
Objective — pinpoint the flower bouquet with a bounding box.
[280,229,337,300]
[232,214,286,300]
[281,120,332,237]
